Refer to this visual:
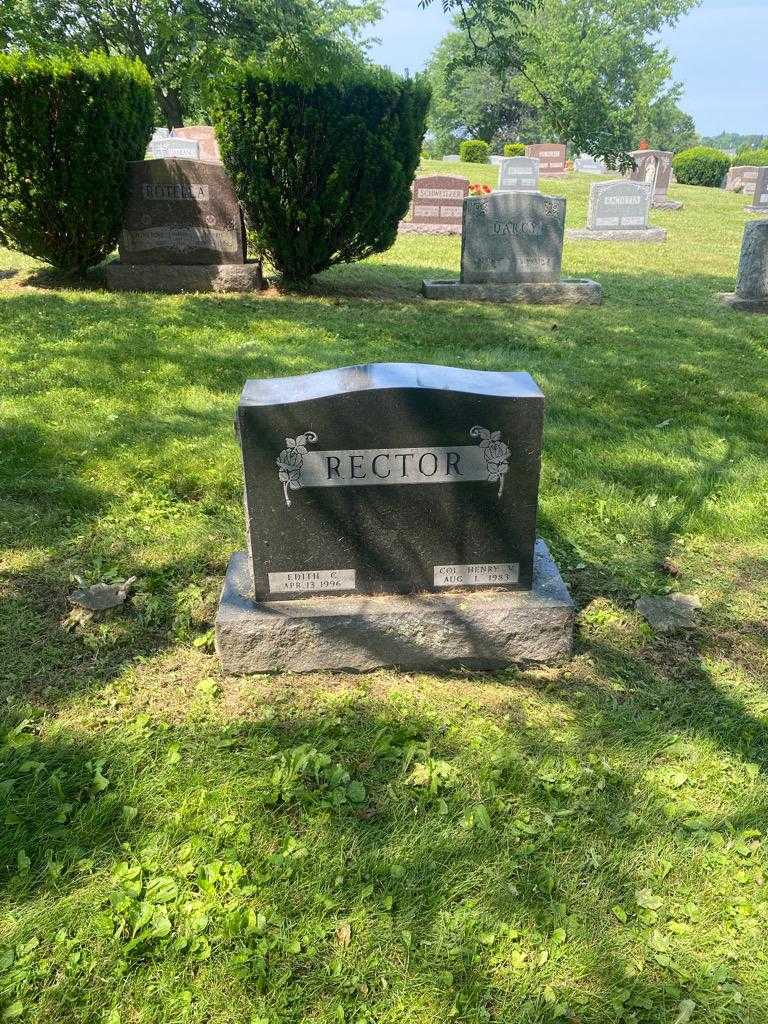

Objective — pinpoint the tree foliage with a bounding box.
[0,51,153,272]
[0,0,382,126]
[420,0,700,168]
[214,64,429,284]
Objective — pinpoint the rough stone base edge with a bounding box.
[421,278,603,306]
[106,261,265,294]
[566,228,667,242]
[398,222,462,235]
[717,292,768,313]
[744,206,768,215]
[215,540,575,674]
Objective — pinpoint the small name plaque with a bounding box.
[268,569,356,593]
[434,563,520,587]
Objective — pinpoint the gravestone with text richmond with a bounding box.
[421,191,602,305]
[566,180,666,242]
[106,158,263,293]
[399,175,470,234]
[718,220,768,313]
[215,362,574,672]
[498,156,539,192]
[744,167,768,213]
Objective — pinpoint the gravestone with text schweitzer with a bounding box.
[399,175,470,234]
[628,149,682,209]
[718,220,768,313]
[744,167,768,213]
[422,191,602,305]
[106,158,263,293]
[498,156,539,192]
[215,362,574,672]
[566,180,666,242]
[525,144,567,177]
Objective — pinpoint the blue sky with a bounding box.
[367,0,767,136]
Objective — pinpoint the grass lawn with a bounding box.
[1,161,768,1024]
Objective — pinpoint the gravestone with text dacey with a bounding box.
[215,362,574,672]
[566,180,666,242]
[744,167,768,212]
[399,175,469,235]
[498,156,540,192]
[525,144,567,177]
[628,149,682,209]
[106,158,263,293]
[422,190,602,305]
[718,220,768,313]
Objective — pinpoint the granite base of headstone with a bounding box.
[744,167,768,213]
[106,158,265,294]
[566,180,667,242]
[422,191,602,305]
[717,221,768,313]
[215,362,574,673]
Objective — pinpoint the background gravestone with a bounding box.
[215,362,574,672]
[171,125,221,163]
[525,144,567,176]
[574,154,607,174]
[422,191,602,304]
[147,136,200,160]
[107,159,263,293]
[400,175,470,234]
[566,180,666,242]
[498,156,540,192]
[745,167,768,212]
[628,149,682,209]
[725,165,759,192]
[442,154,460,162]
[718,221,768,313]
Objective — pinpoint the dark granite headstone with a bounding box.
[410,175,470,228]
[236,363,544,601]
[118,158,245,265]
[171,125,221,163]
[498,156,539,191]
[587,180,652,230]
[460,191,565,284]
[525,144,567,176]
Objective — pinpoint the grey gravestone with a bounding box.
[215,362,574,672]
[574,154,607,174]
[628,149,681,209]
[171,125,221,163]
[566,180,666,242]
[401,175,470,235]
[725,165,759,193]
[498,156,540,192]
[744,167,768,212]
[490,155,503,165]
[718,220,768,313]
[107,159,263,293]
[422,191,602,304]
[147,136,200,160]
[443,154,460,162]
[525,143,567,177]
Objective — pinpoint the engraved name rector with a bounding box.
[275,427,511,507]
